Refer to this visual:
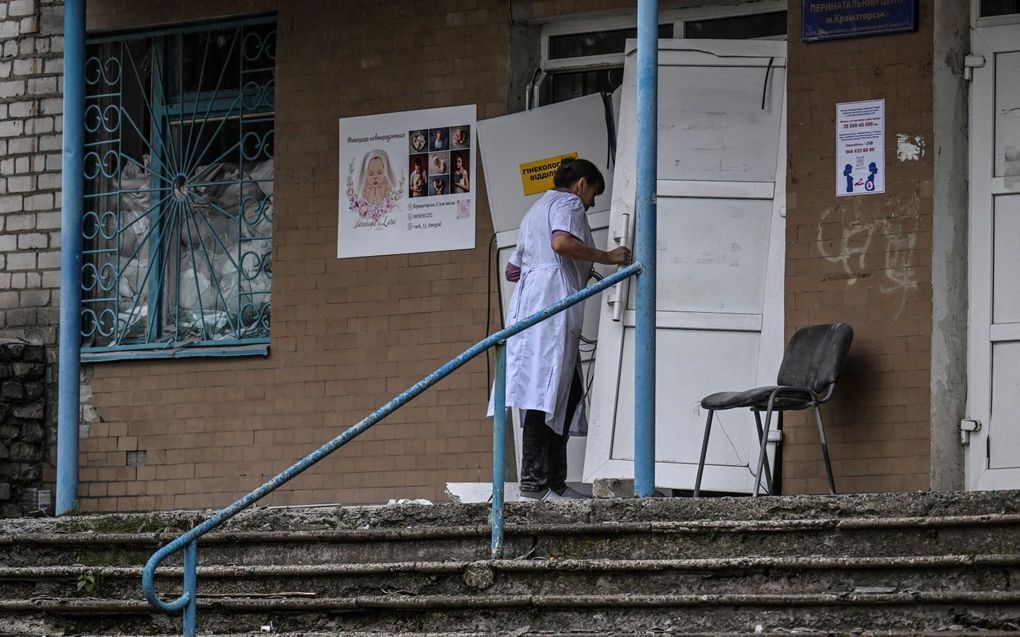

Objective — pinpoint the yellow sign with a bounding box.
[518,152,577,196]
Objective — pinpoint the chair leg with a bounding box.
[693,409,714,497]
[753,411,774,495]
[752,403,775,498]
[813,405,837,495]
[775,411,785,495]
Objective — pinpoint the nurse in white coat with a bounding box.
[500,158,631,501]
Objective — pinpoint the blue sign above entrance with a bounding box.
[802,0,918,42]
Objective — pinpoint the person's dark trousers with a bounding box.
[520,370,583,495]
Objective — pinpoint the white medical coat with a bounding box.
[495,190,594,436]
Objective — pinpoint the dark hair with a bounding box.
[553,158,605,195]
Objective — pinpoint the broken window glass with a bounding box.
[81,18,275,354]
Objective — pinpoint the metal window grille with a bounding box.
[81,17,275,357]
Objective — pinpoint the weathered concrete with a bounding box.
[3,553,1019,601]
[0,339,47,517]
[6,510,1020,568]
[930,0,971,492]
[2,491,1020,634]
[4,489,1020,537]
[5,592,1020,635]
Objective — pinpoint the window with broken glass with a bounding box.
[537,5,787,106]
[81,17,275,360]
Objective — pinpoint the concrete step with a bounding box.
[2,491,1020,634]
[3,590,1020,634]
[1,553,1019,600]
[5,489,1020,540]
[57,634,1020,637]
[5,510,1020,567]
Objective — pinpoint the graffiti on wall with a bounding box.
[816,194,921,318]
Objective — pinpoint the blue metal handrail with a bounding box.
[142,262,642,636]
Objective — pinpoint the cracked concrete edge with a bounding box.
[2,552,1020,580]
[3,490,1020,537]
[4,510,1020,548]
[5,590,1020,613]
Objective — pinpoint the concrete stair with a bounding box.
[1,491,1020,635]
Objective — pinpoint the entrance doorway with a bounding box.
[584,39,788,494]
[966,3,1020,489]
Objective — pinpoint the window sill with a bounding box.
[81,341,269,363]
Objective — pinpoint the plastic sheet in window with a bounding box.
[113,159,273,343]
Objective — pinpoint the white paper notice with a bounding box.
[836,99,884,197]
[338,105,476,258]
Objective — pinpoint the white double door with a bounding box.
[966,14,1020,490]
[584,40,788,493]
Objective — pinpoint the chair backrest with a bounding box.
[776,323,854,395]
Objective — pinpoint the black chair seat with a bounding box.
[701,386,814,411]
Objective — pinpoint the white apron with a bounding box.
[489,190,594,436]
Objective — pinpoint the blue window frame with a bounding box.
[80,17,275,362]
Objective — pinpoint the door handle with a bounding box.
[610,212,631,321]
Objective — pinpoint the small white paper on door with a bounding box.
[836,99,885,197]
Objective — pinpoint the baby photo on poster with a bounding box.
[346,148,403,225]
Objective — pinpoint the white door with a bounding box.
[966,10,1020,490]
[584,40,787,493]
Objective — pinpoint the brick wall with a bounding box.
[0,0,65,497]
[75,0,510,511]
[783,3,935,493]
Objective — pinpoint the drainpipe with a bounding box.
[57,0,85,516]
[634,0,657,498]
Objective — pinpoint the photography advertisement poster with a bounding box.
[836,99,885,197]
[338,104,476,258]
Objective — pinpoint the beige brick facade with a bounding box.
[783,3,935,493]
[0,0,954,511]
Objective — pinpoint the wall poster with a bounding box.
[836,99,885,197]
[338,105,476,258]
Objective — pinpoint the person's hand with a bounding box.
[606,246,632,265]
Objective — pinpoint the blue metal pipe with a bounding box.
[182,542,197,637]
[491,344,506,559]
[57,0,86,516]
[634,0,658,497]
[143,262,642,615]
